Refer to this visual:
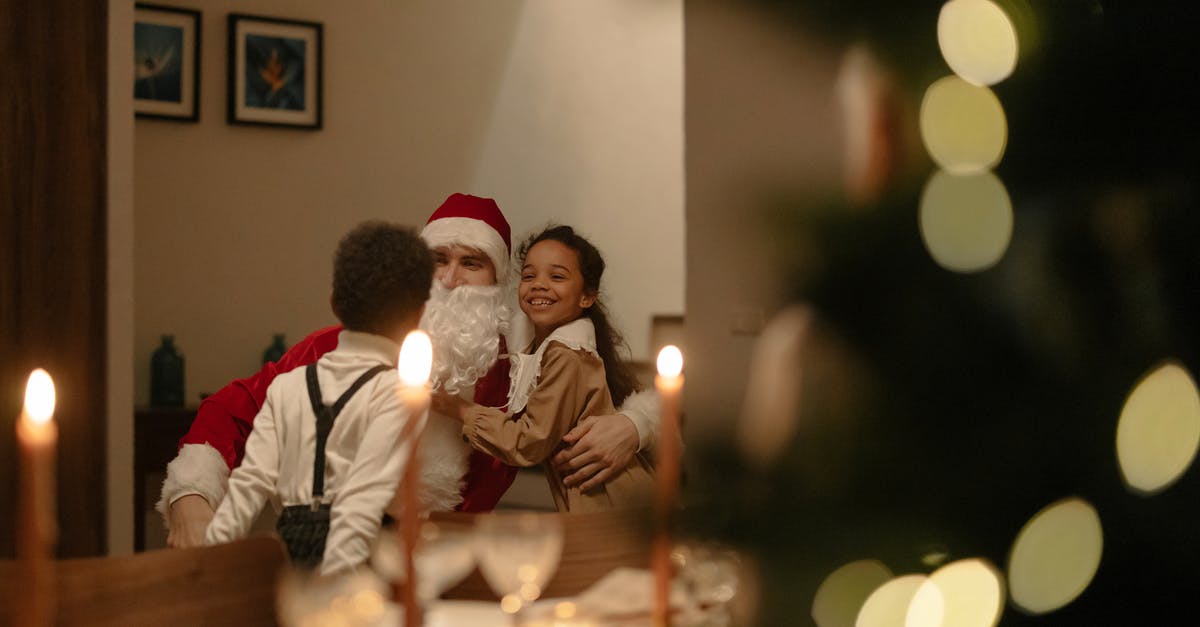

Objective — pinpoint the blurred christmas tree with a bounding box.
[682,1,1200,624]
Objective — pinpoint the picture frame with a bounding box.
[227,13,323,130]
[134,3,201,121]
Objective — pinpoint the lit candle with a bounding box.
[17,368,57,627]
[653,346,684,627]
[396,331,432,627]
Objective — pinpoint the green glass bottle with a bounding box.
[150,335,185,407]
[263,333,288,365]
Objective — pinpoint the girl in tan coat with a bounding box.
[434,225,654,511]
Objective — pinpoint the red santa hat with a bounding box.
[420,193,512,278]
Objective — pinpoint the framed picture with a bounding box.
[134,3,201,121]
[227,13,323,129]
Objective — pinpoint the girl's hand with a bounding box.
[431,391,470,421]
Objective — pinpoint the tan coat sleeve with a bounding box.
[462,343,610,467]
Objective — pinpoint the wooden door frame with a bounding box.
[1,0,110,558]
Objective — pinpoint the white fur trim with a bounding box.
[384,412,468,517]
[416,412,469,512]
[421,217,511,280]
[155,443,231,529]
[617,388,659,452]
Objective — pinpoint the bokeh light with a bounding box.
[937,0,1019,86]
[1116,361,1200,495]
[1007,497,1103,614]
[500,593,523,614]
[520,582,542,601]
[907,558,1004,627]
[349,590,384,621]
[554,602,578,619]
[856,575,928,627]
[919,76,1007,174]
[919,170,1013,273]
[812,559,894,627]
[738,306,811,468]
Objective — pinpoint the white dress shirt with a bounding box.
[206,330,413,575]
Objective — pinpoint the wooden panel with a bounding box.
[0,0,109,557]
[0,536,287,626]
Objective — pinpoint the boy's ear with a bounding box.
[579,291,597,309]
[329,291,339,320]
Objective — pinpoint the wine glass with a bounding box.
[674,542,742,627]
[414,520,477,602]
[276,568,393,627]
[370,521,477,604]
[473,511,565,620]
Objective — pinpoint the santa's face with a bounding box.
[433,245,497,288]
[420,245,512,396]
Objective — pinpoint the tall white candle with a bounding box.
[17,368,57,627]
[653,346,684,627]
[396,331,432,627]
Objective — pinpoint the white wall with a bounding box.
[134,0,683,398]
[470,0,686,361]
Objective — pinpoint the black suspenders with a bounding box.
[304,363,391,510]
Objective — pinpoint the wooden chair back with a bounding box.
[0,536,287,626]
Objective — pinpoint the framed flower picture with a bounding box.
[227,13,323,129]
[134,3,201,121]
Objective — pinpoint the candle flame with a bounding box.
[657,345,684,378]
[398,331,433,387]
[24,368,56,424]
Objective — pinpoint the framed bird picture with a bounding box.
[134,3,201,121]
[227,13,323,130]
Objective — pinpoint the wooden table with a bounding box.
[133,407,196,551]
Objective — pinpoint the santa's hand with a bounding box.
[167,494,214,548]
[431,390,471,421]
[554,414,638,491]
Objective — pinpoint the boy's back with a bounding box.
[205,221,436,575]
[206,330,411,575]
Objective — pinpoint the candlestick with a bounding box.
[396,331,433,627]
[653,346,684,627]
[17,368,57,627]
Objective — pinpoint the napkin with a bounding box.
[573,567,690,619]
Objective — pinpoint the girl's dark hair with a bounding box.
[519,225,641,406]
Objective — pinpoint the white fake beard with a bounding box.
[420,282,512,395]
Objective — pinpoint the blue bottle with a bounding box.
[151,335,185,407]
[263,333,288,365]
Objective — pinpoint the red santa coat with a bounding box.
[178,325,519,512]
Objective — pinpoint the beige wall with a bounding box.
[135,0,523,403]
[684,1,844,437]
[471,0,685,360]
[134,0,684,404]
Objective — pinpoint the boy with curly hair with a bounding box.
[206,221,433,575]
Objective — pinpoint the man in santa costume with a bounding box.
[158,193,659,547]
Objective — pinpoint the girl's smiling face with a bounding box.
[519,239,596,340]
